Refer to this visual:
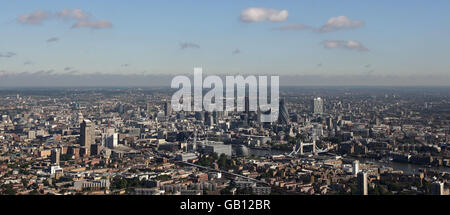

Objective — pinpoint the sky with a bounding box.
[1,0,450,86]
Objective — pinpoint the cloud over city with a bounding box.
[0,52,17,58]
[16,9,112,29]
[240,8,289,22]
[273,16,364,33]
[321,40,369,51]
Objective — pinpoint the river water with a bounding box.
[246,147,450,174]
[355,158,450,175]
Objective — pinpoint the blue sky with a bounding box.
[1,0,450,84]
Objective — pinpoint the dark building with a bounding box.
[357,171,368,195]
[164,101,172,116]
[195,111,204,121]
[80,119,94,152]
[278,99,289,125]
[91,144,101,156]
[50,149,60,165]
[205,111,214,126]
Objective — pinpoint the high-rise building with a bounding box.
[244,96,251,124]
[327,117,334,129]
[357,171,368,195]
[50,149,60,165]
[106,133,118,149]
[278,99,289,125]
[432,181,445,195]
[195,111,204,121]
[244,96,250,113]
[164,101,172,116]
[313,97,324,115]
[353,160,360,176]
[205,112,214,126]
[80,120,95,151]
[90,144,101,156]
[146,101,152,114]
[212,111,222,124]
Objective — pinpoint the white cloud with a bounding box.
[319,16,364,32]
[57,8,90,20]
[272,24,314,31]
[16,9,112,29]
[17,10,50,25]
[322,40,369,51]
[180,42,200,50]
[240,8,288,22]
[72,19,112,29]
[274,16,364,33]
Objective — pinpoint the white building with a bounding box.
[313,97,324,115]
[102,128,118,149]
[48,165,63,176]
[353,160,360,176]
[106,133,118,149]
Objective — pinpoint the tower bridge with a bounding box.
[288,140,329,157]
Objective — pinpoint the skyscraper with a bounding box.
[353,160,360,177]
[244,96,250,114]
[195,111,204,121]
[357,171,368,195]
[106,133,118,149]
[146,101,152,115]
[205,111,214,126]
[80,119,95,151]
[313,97,324,115]
[432,181,445,195]
[164,101,172,117]
[278,99,289,125]
[51,149,60,165]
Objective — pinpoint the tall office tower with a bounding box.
[106,133,118,149]
[353,160,360,176]
[104,127,115,140]
[212,111,220,124]
[195,111,204,121]
[80,119,95,151]
[146,101,151,114]
[431,181,445,195]
[357,171,368,195]
[164,101,172,116]
[244,96,250,113]
[205,111,214,126]
[313,97,324,115]
[278,99,289,125]
[327,117,334,129]
[50,149,60,165]
[244,96,250,122]
[90,144,101,156]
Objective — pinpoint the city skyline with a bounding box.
[1,0,450,86]
[0,86,448,196]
